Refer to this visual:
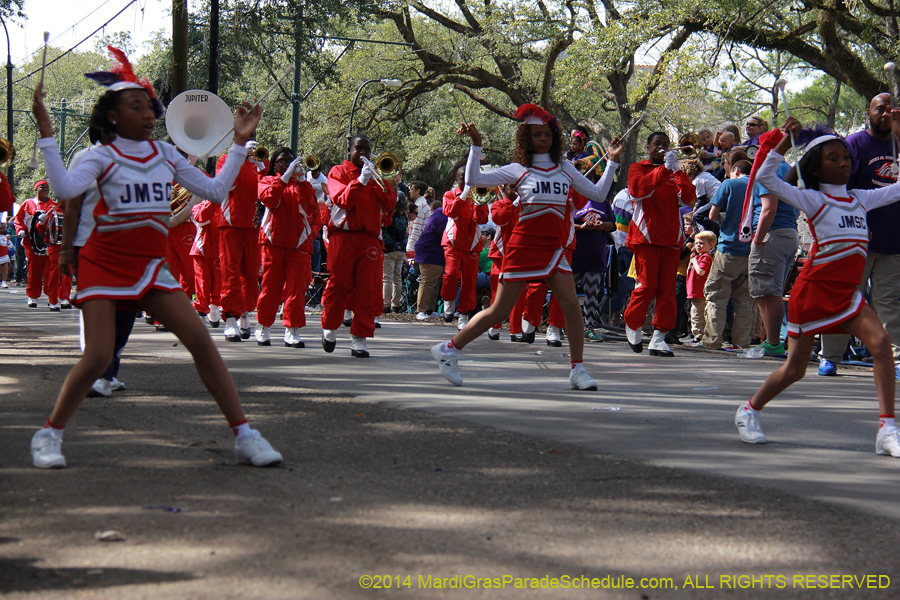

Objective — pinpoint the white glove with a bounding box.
[251,159,266,171]
[358,163,377,186]
[281,156,305,183]
[664,150,680,172]
[17,230,25,239]
[38,212,48,225]
[245,140,259,152]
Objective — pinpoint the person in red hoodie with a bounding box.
[14,181,53,308]
[191,195,222,327]
[624,132,697,357]
[37,194,71,309]
[216,147,267,342]
[255,147,322,348]
[166,183,198,302]
[321,134,396,357]
[441,166,489,330]
[485,183,528,341]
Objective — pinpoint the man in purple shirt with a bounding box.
[820,93,900,378]
[414,207,449,320]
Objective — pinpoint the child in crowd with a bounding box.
[687,231,716,344]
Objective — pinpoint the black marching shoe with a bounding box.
[510,333,522,342]
[488,329,500,341]
[322,331,336,353]
[350,335,369,358]
[648,330,675,357]
[521,330,536,344]
[625,325,644,353]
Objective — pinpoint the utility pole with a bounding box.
[172,0,189,97]
[206,0,219,173]
[289,3,302,155]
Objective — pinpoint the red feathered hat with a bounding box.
[84,46,163,118]
[513,104,559,131]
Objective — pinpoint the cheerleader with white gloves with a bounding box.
[432,104,622,390]
[28,46,282,470]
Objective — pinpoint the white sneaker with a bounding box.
[648,329,674,357]
[109,377,126,392]
[546,325,562,347]
[208,305,220,327]
[87,378,112,398]
[350,335,369,358]
[735,405,766,444]
[234,429,283,466]
[254,324,271,346]
[876,426,900,457]
[431,341,462,386]
[443,300,456,322]
[569,368,597,390]
[31,428,66,469]
[223,317,241,342]
[1,281,7,288]
[416,311,428,321]
[284,327,305,348]
[457,313,469,330]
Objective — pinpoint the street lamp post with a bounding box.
[347,78,402,145]
[0,15,13,190]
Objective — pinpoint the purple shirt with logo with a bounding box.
[846,130,900,254]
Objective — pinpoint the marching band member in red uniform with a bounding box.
[432,105,622,389]
[28,46,281,470]
[14,181,53,308]
[37,194,72,309]
[216,147,266,341]
[485,183,525,341]
[166,184,197,301]
[624,132,697,357]
[441,167,489,330]
[254,147,322,348]
[191,196,222,327]
[321,134,396,357]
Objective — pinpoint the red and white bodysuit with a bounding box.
[624,160,696,333]
[464,146,617,282]
[216,157,264,319]
[441,186,489,315]
[256,176,321,330]
[756,150,900,336]
[322,160,396,338]
[14,196,47,303]
[190,199,222,315]
[37,137,249,306]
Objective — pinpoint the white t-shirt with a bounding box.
[307,171,328,202]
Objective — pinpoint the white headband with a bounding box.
[804,134,839,152]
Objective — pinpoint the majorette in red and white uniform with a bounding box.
[37,135,250,306]
[322,158,396,340]
[167,183,198,297]
[756,146,900,336]
[624,155,696,335]
[215,156,265,320]
[190,198,221,316]
[256,174,321,333]
[464,145,616,282]
[441,184,489,315]
[13,184,51,305]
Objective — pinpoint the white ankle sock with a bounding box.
[231,421,252,437]
[570,362,584,374]
[880,416,896,429]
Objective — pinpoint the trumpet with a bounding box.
[251,146,269,162]
[360,151,403,192]
[471,187,495,205]
[0,138,15,167]
[304,154,320,172]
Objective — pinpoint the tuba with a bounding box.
[165,90,235,158]
[0,138,15,167]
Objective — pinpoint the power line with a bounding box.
[14,0,117,69]
[13,0,137,85]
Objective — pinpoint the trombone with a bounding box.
[360,151,402,192]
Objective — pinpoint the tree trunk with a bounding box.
[172,0,189,97]
[827,78,841,130]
